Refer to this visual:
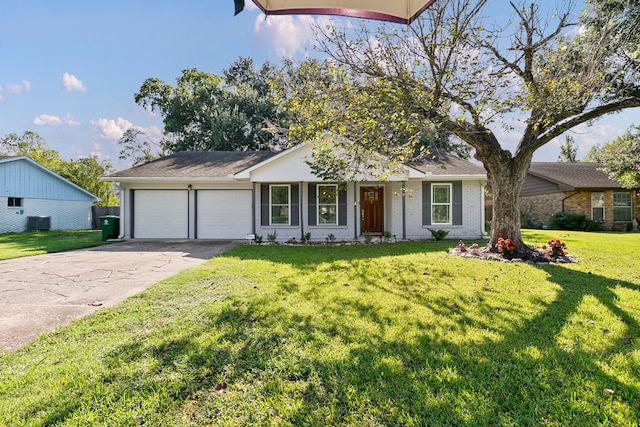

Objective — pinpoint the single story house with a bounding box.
[0,156,98,234]
[104,143,487,241]
[518,162,639,231]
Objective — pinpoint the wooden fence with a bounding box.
[91,206,120,229]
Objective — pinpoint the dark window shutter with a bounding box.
[422,182,431,225]
[291,184,299,226]
[338,187,347,226]
[308,184,317,226]
[260,184,269,226]
[452,181,462,225]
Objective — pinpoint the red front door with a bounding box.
[361,187,383,234]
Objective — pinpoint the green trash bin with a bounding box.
[100,215,120,241]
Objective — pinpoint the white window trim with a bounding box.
[317,184,338,225]
[431,183,452,225]
[591,192,605,222]
[270,184,291,226]
[613,192,632,222]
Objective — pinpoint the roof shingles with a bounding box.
[528,162,622,189]
[107,151,278,179]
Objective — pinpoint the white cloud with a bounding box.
[33,113,82,127]
[0,80,31,101]
[33,114,63,126]
[90,117,133,140]
[254,14,327,57]
[61,73,87,93]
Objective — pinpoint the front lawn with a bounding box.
[0,230,109,260]
[1,230,639,426]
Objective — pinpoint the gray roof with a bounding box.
[528,162,622,190]
[107,151,278,179]
[408,150,486,176]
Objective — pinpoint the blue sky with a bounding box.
[1,0,637,170]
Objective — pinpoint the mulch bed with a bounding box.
[449,241,578,264]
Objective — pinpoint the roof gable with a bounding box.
[0,156,98,201]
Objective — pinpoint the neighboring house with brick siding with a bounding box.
[106,143,488,241]
[517,162,639,231]
[0,156,98,234]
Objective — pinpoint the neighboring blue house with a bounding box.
[0,156,98,234]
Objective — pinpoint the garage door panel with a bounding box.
[134,190,188,238]
[197,190,251,239]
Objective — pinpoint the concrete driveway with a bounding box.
[0,240,242,352]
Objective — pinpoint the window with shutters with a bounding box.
[270,185,290,225]
[431,184,451,224]
[317,184,338,225]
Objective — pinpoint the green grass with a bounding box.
[0,230,110,260]
[1,230,639,426]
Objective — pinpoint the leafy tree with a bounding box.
[118,128,169,167]
[558,135,578,162]
[585,125,640,188]
[1,131,118,206]
[132,58,287,156]
[0,131,64,171]
[285,0,640,253]
[58,157,119,206]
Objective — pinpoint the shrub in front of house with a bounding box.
[549,212,602,231]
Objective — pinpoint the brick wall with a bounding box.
[519,193,564,228]
[517,190,640,231]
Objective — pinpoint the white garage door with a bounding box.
[134,190,188,238]
[197,190,252,239]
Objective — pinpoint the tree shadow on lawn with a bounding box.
[14,249,640,425]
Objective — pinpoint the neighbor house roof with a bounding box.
[528,162,622,190]
[106,151,278,180]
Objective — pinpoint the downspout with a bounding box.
[353,182,358,239]
[561,191,580,213]
[251,182,256,234]
[299,181,304,239]
[116,182,125,239]
[402,181,407,240]
[481,182,487,237]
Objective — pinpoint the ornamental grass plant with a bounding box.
[0,230,639,426]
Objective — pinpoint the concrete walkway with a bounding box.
[0,240,242,352]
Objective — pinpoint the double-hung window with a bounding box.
[431,184,451,224]
[613,192,632,222]
[317,184,338,225]
[270,185,290,225]
[591,192,604,221]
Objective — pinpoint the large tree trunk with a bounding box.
[481,153,533,253]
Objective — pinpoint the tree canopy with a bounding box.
[131,57,289,158]
[0,131,118,206]
[586,125,640,188]
[283,0,640,252]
